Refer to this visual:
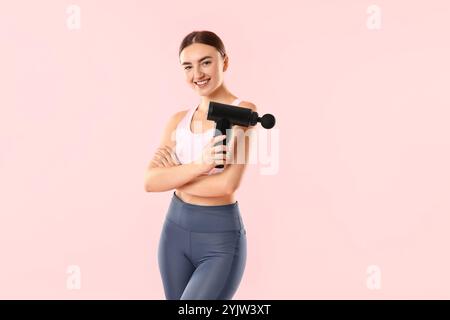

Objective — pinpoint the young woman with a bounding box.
[145,30,257,300]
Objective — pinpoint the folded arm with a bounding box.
[145,160,204,192]
[176,102,257,197]
[144,109,206,192]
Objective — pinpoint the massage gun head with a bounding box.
[260,114,276,129]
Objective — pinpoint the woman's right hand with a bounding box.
[194,134,229,174]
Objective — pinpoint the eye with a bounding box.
[184,61,210,70]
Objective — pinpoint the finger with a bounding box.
[152,152,165,163]
[215,134,227,142]
[154,156,168,168]
[151,158,165,168]
[212,144,228,153]
[212,154,227,161]
[154,151,166,160]
[161,146,174,154]
[209,134,227,146]
[156,149,172,163]
[153,161,165,168]
[159,148,176,166]
[212,149,228,160]
[155,153,170,167]
[163,146,181,165]
[214,158,225,165]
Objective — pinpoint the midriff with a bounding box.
[175,189,236,206]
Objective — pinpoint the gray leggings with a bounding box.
[158,191,247,300]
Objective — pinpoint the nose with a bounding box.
[193,66,204,79]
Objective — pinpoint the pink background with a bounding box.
[1,0,450,299]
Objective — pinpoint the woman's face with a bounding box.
[179,43,228,96]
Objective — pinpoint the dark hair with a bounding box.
[179,30,227,59]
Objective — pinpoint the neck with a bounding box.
[196,83,237,114]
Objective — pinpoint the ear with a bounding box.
[223,55,229,72]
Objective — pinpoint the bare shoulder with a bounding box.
[169,108,190,125]
[159,108,189,148]
[232,100,258,136]
[238,100,257,112]
[164,108,190,131]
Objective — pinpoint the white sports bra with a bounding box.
[175,98,242,175]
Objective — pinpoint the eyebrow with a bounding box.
[181,56,213,66]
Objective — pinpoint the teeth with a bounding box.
[195,79,209,85]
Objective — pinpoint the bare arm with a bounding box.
[145,161,204,192]
[146,134,228,194]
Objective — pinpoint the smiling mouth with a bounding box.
[194,79,210,87]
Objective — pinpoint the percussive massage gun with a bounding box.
[207,101,276,169]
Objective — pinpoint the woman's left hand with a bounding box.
[150,146,181,168]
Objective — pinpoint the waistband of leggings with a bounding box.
[166,191,243,232]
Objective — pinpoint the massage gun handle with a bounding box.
[214,118,231,169]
